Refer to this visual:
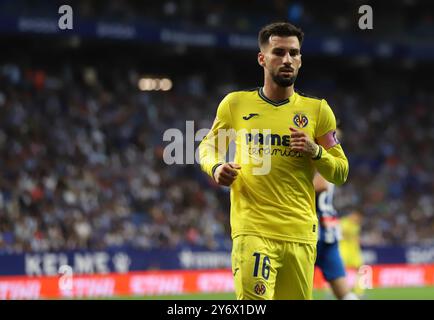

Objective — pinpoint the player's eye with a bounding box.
[273,49,286,56]
[289,49,300,57]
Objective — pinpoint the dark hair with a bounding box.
[258,22,304,49]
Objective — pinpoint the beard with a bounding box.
[272,72,298,87]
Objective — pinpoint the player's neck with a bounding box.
[262,81,294,102]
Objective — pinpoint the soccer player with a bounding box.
[339,210,365,297]
[199,22,349,300]
[314,172,359,300]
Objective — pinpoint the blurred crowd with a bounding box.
[0,0,433,253]
[0,62,233,253]
[0,0,433,39]
[0,55,433,254]
[331,89,434,246]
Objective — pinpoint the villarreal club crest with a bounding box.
[293,113,308,128]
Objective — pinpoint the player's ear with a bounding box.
[258,51,266,67]
[299,54,302,68]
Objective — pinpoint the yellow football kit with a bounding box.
[339,216,363,269]
[339,213,364,296]
[199,87,349,299]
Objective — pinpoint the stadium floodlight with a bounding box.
[160,78,173,91]
[138,78,173,91]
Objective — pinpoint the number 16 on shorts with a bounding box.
[253,253,270,279]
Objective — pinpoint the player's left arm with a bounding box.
[313,172,329,193]
[290,99,349,186]
[313,130,348,186]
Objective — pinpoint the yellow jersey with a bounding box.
[199,87,348,245]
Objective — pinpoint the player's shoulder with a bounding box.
[295,89,324,104]
[219,87,259,107]
[295,89,335,116]
[225,87,259,99]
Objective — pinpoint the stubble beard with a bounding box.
[272,72,298,87]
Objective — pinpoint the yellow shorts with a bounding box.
[231,235,316,300]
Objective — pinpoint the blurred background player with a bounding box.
[339,210,365,297]
[314,171,359,300]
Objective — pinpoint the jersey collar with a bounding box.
[258,87,290,107]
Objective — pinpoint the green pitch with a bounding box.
[116,287,434,300]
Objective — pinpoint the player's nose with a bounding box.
[282,52,293,64]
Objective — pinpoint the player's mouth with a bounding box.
[279,68,294,76]
[280,72,293,78]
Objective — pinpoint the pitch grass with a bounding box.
[112,287,434,300]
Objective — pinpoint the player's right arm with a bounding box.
[198,94,241,186]
[213,162,241,186]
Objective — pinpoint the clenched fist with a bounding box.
[213,162,241,186]
[289,127,320,158]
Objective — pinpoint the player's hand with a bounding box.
[213,162,241,186]
[289,127,319,158]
